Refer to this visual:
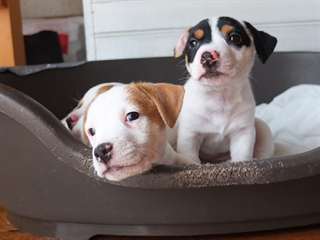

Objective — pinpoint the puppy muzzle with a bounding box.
[200,51,220,68]
[94,142,113,163]
[200,51,222,78]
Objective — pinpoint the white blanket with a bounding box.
[256,84,320,156]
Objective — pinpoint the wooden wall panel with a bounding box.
[83,0,320,60]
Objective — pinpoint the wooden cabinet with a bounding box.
[0,0,25,67]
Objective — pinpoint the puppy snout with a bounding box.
[201,51,219,68]
[94,142,113,163]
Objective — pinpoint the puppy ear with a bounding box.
[174,28,190,58]
[138,83,185,128]
[244,21,277,63]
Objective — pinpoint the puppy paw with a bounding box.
[176,154,201,165]
[230,157,253,162]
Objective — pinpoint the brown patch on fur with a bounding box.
[82,84,115,145]
[128,83,185,128]
[221,24,234,35]
[194,28,204,40]
[128,83,175,167]
[97,85,113,96]
[128,83,165,128]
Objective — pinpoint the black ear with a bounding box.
[244,21,277,63]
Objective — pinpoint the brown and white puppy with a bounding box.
[174,16,276,163]
[82,82,187,181]
[61,82,122,144]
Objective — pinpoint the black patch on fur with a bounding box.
[217,16,251,48]
[185,19,212,63]
[244,21,277,63]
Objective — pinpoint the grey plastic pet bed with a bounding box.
[0,52,320,240]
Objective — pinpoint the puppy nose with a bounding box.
[94,143,113,163]
[210,50,220,60]
[201,51,219,68]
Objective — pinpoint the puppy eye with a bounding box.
[189,39,198,48]
[126,111,140,122]
[229,32,242,45]
[88,128,96,136]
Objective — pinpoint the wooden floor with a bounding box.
[0,207,54,240]
[1,206,320,240]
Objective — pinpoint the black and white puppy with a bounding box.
[175,16,276,163]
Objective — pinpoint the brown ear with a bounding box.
[136,83,185,128]
[174,28,190,58]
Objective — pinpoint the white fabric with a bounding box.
[256,84,320,156]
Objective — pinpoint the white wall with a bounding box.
[83,0,320,60]
[21,0,83,18]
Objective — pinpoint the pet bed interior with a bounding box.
[0,52,320,238]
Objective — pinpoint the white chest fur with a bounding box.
[177,78,256,163]
[182,79,255,135]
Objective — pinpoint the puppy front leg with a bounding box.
[229,127,256,162]
[162,143,195,166]
[177,129,203,165]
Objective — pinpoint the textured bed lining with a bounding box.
[81,146,320,188]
